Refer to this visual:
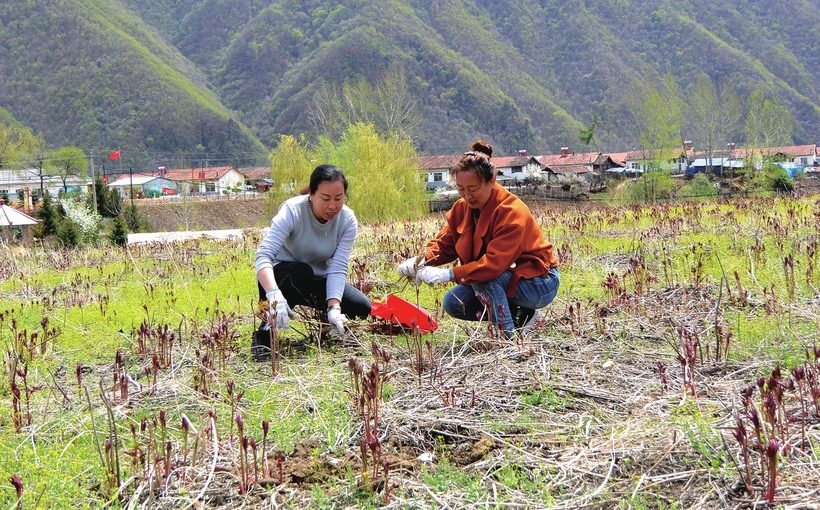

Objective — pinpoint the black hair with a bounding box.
[450,140,495,182]
[300,164,348,195]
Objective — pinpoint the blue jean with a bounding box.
[442,267,560,338]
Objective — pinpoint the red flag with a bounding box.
[109,150,120,160]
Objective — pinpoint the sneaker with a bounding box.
[251,329,271,361]
[520,309,540,337]
[512,307,536,329]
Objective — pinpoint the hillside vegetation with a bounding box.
[2,0,820,167]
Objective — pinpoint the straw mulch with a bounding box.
[109,285,819,509]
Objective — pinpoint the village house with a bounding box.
[107,173,177,198]
[492,150,544,183]
[163,166,246,196]
[238,166,273,192]
[415,154,461,189]
[537,148,620,182]
[0,168,92,203]
[0,198,40,246]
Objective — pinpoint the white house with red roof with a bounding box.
[415,154,462,189]
[163,166,246,195]
[492,150,544,183]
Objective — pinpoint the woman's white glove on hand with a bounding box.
[417,267,452,286]
[397,257,419,278]
[327,307,348,334]
[266,289,295,332]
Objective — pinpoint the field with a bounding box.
[2,195,820,509]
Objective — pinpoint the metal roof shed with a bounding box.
[0,199,40,245]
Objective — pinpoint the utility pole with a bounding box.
[89,150,97,211]
[129,167,134,206]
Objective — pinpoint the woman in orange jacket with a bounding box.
[398,140,560,338]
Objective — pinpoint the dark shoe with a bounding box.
[512,307,536,329]
[251,330,271,361]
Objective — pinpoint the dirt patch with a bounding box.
[137,197,273,232]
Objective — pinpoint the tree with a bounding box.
[108,215,129,246]
[35,192,59,237]
[0,123,38,171]
[686,74,742,176]
[374,63,422,140]
[625,72,683,172]
[269,124,425,222]
[107,188,123,217]
[308,64,421,143]
[22,134,55,197]
[268,134,314,207]
[91,176,113,218]
[322,123,425,222]
[51,146,88,193]
[123,203,152,233]
[56,219,81,248]
[686,74,721,173]
[579,113,599,152]
[745,89,793,163]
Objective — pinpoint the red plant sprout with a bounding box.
[791,366,808,450]
[11,379,23,433]
[731,417,754,496]
[249,437,259,483]
[656,361,668,395]
[10,474,23,510]
[382,460,392,504]
[261,420,270,478]
[764,438,779,504]
[236,413,248,493]
[76,363,84,399]
[164,441,172,482]
[676,329,699,397]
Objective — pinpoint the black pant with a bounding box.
[257,261,372,319]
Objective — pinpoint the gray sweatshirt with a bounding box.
[254,194,357,302]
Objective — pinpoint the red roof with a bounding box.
[769,144,816,158]
[605,151,631,166]
[239,167,271,179]
[492,155,537,169]
[163,166,235,181]
[537,151,599,167]
[416,155,462,171]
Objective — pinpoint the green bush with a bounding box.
[108,215,129,246]
[123,203,153,233]
[680,173,717,200]
[56,218,81,247]
[34,193,59,237]
[268,124,426,222]
[762,163,793,192]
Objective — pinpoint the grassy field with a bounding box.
[2,195,820,509]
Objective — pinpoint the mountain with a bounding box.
[2,0,820,171]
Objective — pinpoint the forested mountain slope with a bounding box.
[2,0,819,168]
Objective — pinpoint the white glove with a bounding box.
[417,267,452,286]
[327,307,348,334]
[266,289,295,332]
[398,257,420,279]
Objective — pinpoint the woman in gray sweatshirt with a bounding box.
[254,164,371,342]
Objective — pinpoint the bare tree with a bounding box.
[307,79,344,142]
[375,63,421,139]
[308,64,421,142]
[687,73,721,173]
[625,72,683,171]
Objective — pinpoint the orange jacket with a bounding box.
[425,183,558,297]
